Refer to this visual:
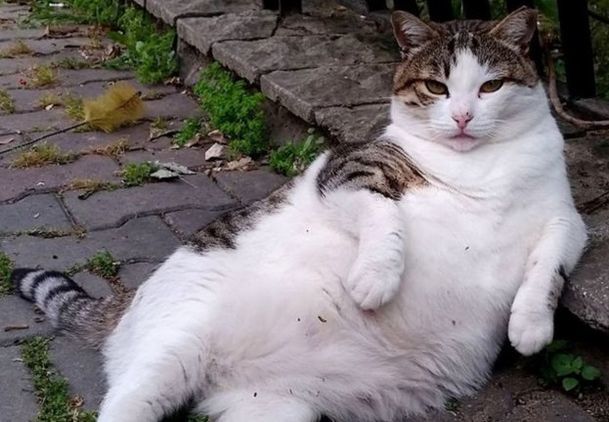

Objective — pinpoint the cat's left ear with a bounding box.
[490,7,537,54]
[392,11,438,58]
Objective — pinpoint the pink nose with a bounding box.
[452,113,473,130]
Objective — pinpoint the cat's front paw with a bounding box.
[508,310,554,356]
[345,259,403,310]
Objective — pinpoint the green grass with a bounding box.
[86,250,119,279]
[0,252,13,296]
[194,63,268,157]
[21,337,98,422]
[121,161,157,187]
[270,131,324,176]
[174,117,202,147]
[0,89,15,113]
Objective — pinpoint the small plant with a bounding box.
[174,118,201,147]
[538,340,602,393]
[38,92,62,108]
[28,65,58,88]
[121,161,156,187]
[89,138,128,158]
[270,131,324,176]
[151,116,168,131]
[0,252,13,296]
[21,337,97,422]
[87,250,119,279]
[67,179,119,198]
[12,143,76,168]
[0,40,32,57]
[0,89,15,113]
[63,94,84,120]
[194,63,268,157]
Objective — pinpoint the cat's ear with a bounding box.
[490,7,538,54]
[391,11,438,58]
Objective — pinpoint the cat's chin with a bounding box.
[442,135,482,152]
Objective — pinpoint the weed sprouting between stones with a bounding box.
[0,89,15,113]
[0,252,14,296]
[21,337,98,422]
[174,117,202,147]
[121,161,157,187]
[12,143,77,168]
[0,40,32,57]
[27,65,58,88]
[86,250,119,279]
[270,130,325,177]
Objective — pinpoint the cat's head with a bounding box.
[391,7,541,152]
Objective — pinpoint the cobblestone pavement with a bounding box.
[0,1,608,422]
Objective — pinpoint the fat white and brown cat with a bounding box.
[12,7,586,422]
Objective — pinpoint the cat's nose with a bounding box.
[452,113,473,129]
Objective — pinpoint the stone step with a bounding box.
[135,0,609,334]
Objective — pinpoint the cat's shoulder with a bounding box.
[316,139,427,200]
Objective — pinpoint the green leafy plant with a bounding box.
[87,250,119,279]
[21,337,97,422]
[270,130,324,176]
[12,143,76,168]
[539,340,602,393]
[174,117,202,147]
[194,63,268,157]
[0,89,15,113]
[0,252,13,296]
[121,161,156,187]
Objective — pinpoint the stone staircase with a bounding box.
[135,0,609,334]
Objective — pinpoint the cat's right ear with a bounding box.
[391,11,438,58]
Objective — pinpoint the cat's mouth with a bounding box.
[448,133,480,152]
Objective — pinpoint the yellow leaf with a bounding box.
[83,82,144,133]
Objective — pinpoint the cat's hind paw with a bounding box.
[345,260,403,311]
[508,310,554,356]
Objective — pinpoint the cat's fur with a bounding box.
[12,8,587,422]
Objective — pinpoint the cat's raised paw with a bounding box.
[345,260,402,310]
[508,310,554,356]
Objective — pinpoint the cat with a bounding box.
[11,7,587,422]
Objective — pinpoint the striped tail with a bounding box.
[11,268,133,348]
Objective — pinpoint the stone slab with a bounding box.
[0,346,39,421]
[118,262,158,290]
[0,216,180,271]
[164,208,229,239]
[275,12,379,36]
[261,64,394,122]
[0,37,93,56]
[0,193,72,234]
[144,92,201,121]
[315,103,390,144]
[0,295,53,346]
[178,11,277,56]
[119,148,209,169]
[63,175,236,230]
[0,155,121,203]
[50,335,106,411]
[72,271,113,299]
[0,108,65,132]
[213,33,398,83]
[214,168,287,204]
[0,27,46,42]
[133,0,260,25]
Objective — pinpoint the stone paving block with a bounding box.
[1,216,180,271]
[275,12,379,36]
[0,155,121,203]
[72,271,114,299]
[178,11,277,56]
[0,193,72,234]
[144,92,202,121]
[0,295,53,346]
[0,27,46,42]
[214,168,287,204]
[118,262,159,290]
[164,208,229,239]
[0,108,65,132]
[63,175,236,230]
[50,335,106,411]
[0,67,133,91]
[0,49,96,78]
[133,0,260,25]
[119,148,209,169]
[0,346,39,421]
[213,33,398,83]
[7,79,177,114]
[261,64,394,122]
[0,37,93,56]
[315,103,390,144]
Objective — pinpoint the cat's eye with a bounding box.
[424,80,448,96]
[480,79,504,93]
